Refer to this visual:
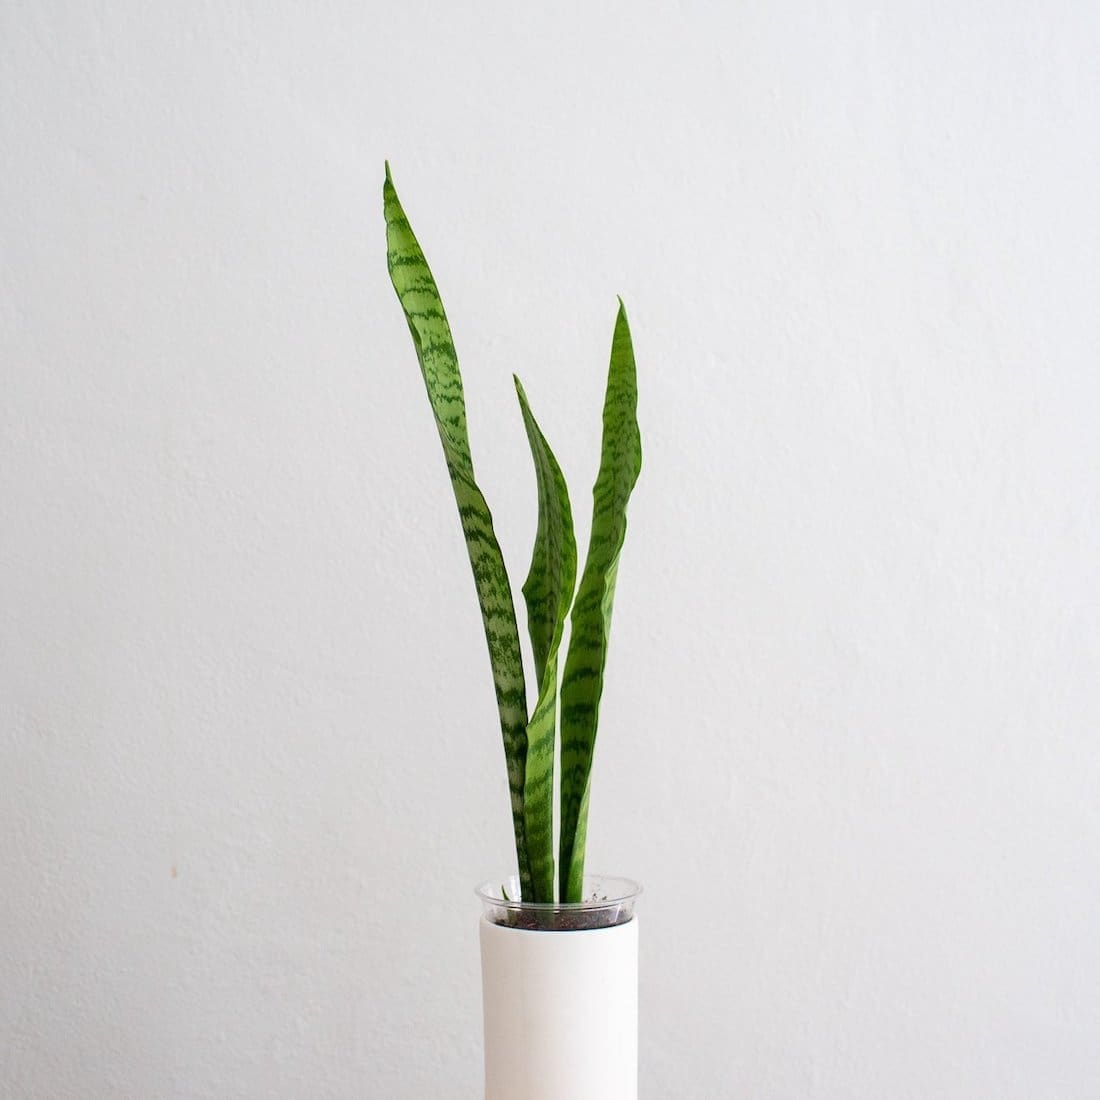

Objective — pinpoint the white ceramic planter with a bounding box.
[477,876,641,1100]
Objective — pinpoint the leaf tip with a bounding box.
[383,162,396,210]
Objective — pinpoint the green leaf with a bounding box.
[515,377,577,903]
[383,165,533,897]
[558,301,642,902]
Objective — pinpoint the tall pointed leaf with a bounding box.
[383,165,533,896]
[558,301,642,901]
[515,377,577,902]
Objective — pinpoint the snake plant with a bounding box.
[383,164,642,904]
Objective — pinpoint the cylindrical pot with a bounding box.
[476,875,641,1100]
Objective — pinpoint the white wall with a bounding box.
[3,2,1099,1096]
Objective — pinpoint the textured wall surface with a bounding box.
[3,3,1099,1097]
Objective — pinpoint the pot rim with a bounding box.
[474,873,642,912]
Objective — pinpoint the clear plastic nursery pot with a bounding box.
[476,875,641,1100]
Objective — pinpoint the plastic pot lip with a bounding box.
[474,873,643,912]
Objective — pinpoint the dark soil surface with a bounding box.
[490,906,632,932]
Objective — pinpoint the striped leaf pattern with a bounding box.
[558,301,642,902]
[383,165,533,898]
[515,377,577,903]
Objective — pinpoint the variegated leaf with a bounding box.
[558,301,642,902]
[515,377,576,902]
[383,165,533,896]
